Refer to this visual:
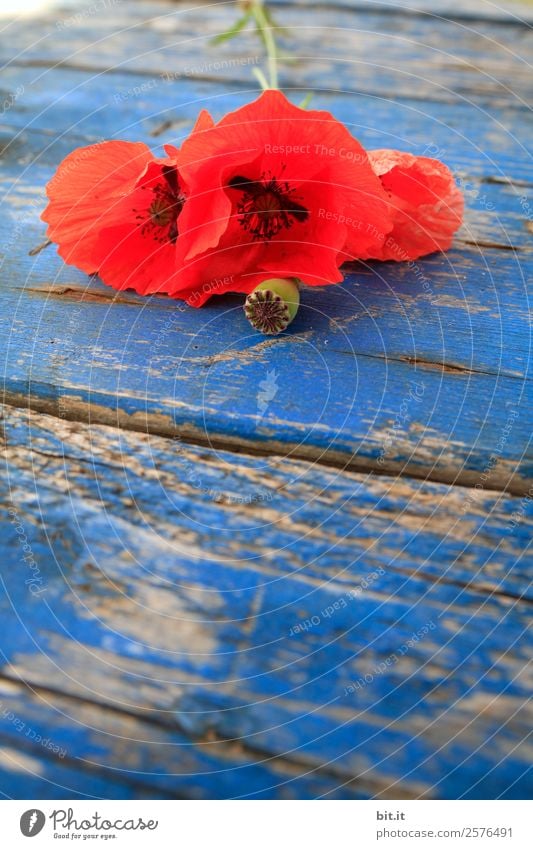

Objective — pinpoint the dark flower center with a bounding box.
[229,171,309,241]
[137,165,185,244]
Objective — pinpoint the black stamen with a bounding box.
[228,170,309,241]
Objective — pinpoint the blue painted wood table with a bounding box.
[0,0,531,800]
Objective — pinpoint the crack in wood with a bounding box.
[460,239,524,252]
[399,356,477,375]
[1,394,530,496]
[22,285,150,306]
[0,672,419,796]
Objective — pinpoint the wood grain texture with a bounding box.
[1,0,532,106]
[1,404,532,799]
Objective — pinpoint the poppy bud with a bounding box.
[244,277,300,334]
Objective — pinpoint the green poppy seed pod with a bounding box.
[244,277,300,335]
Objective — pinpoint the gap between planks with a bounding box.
[1,393,530,498]
[269,0,533,27]
[0,673,411,798]
[3,63,529,110]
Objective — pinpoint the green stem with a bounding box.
[252,66,270,92]
[250,1,279,90]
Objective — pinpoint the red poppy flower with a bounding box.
[365,150,464,262]
[164,90,393,303]
[42,140,189,295]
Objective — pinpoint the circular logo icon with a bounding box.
[20,810,46,837]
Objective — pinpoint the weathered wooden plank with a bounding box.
[1,404,531,798]
[1,219,531,492]
[0,685,176,799]
[277,0,533,23]
[3,403,532,598]
[1,61,530,178]
[0,679,357,799]
[1,0,531,107]
[1,275,531,488]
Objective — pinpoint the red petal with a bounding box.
[163,108,215,159]
[41,141,154,273]
[366,149,464,261]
